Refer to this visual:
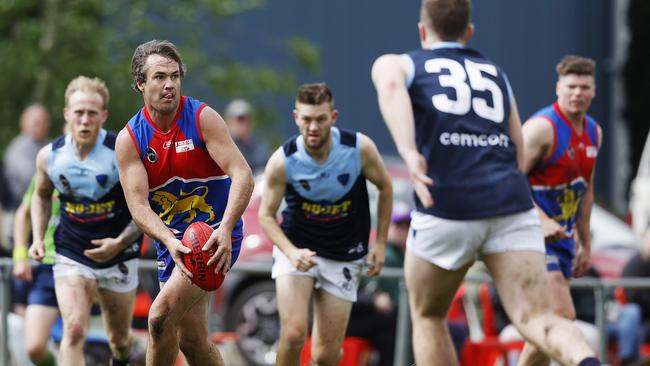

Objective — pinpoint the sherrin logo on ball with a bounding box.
[181,221,225,291]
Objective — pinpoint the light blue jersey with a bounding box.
[280,127,371,261]
[47,129,140,268]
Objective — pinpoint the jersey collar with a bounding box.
[426,42,464,50]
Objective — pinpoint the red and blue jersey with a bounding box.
[527,103,599,253]
[125,96,243,240]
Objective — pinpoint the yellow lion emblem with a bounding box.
[552,186,583,222]
[151,186,215,225]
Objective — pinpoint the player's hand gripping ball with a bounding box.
[181,221,225,291]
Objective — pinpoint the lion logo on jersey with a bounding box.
[151,186,215,225]
[552,186,583,223]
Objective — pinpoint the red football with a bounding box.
[181,221,225,291]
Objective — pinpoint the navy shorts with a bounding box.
[28,264,58,307]
[545,242,574,279]
[12,264,58,307]
[157,233,242,283]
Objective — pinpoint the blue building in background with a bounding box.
[217,0,618,207]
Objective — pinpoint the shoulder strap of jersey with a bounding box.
[282,135,299,157]
[103,131,117,150]
[534,106,571,167]
[339,128,357,147]
[51,135,66,151]
[585,116,598,146]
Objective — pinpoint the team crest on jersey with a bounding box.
[175,139,195,153]
[586,146,598,158]
[337,173,350,186]
[146,147,158,163]
[567,146,575,159]
[59,174,73,196]
[299,179,311,191]
[150,186,215,225]
[95,174,108,187]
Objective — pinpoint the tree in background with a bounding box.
[0,0,319,158]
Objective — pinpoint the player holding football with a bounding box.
[115,40,253,366]
[259,82,393,366]
[371,0,601,365]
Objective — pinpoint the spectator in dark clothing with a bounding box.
[224,99,270,173]
[623,253,650,342]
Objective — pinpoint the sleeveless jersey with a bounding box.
[280,127,370,261]
[22,177,59,265]
[48,129,139,268]
[404,43,532,219]
[125,96,243,243]
[527,103,599,251]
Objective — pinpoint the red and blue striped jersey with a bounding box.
[125,96,243,238]
[527,103,599,248]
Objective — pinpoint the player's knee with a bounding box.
[311,345,342,366]
[26,343,48,363]
[280,326,308,349]
[108,333,132,358]
[63,320,87,346]
[148,312,170,340]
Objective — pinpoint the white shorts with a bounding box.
[271,247,363,302]
[53,254,139,293]
[407,208,544,270]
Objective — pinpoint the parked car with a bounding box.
[589,204,639,278]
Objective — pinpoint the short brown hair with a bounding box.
[64,76,109,109]
[295,82,335,107]
[556,55,596,77]
[420,0,471,41]
[131,40,186,94]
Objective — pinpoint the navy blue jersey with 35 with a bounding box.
[404,42,532,219]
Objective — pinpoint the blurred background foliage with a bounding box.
[0,0,319,157]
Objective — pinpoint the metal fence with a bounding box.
[1,257,649,365]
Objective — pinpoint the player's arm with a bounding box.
[521,116,554,175]
[115,128,193,278]
[30,146,54,262]
[372,54,433,208]
[12,199,32,281]
[84,220,142,263]
[520,115,565,242]
[573,125,602,277]
[359,134,393,276]
[199,106,254,274]
[258,150,317,272]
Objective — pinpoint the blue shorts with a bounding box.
[157,231,242,283]
[12,264,58,307]
[29,264,58,307]
[545,241,574,279]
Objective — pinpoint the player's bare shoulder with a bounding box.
[372,53,412,85]
[198,105,229,141]
[264,148,287,186]
[523,116,555,145]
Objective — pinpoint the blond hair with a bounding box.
[64,76,110,109]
